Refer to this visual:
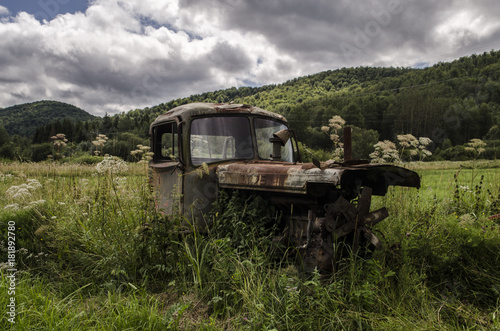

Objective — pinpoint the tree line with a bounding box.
[0,50,499,162]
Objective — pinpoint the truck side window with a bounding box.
[154,122,178,161]
[254,118,294,162]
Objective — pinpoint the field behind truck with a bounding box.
[1,160,500,330]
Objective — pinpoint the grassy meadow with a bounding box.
[1,159,500,330]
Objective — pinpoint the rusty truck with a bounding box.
[149,102,420,271]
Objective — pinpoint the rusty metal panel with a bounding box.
[217,162,344,194]
[182,164,219,230]
[217,162,420,196]
[152,163,182,215]
[152,103,286,128]
[339,164,421,195]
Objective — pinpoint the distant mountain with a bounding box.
[0,100,96,137]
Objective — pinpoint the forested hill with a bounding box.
[147,50,500,150]
[1,50,499,162]
[0,100,95,137]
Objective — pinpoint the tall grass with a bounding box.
[1,161,499,330]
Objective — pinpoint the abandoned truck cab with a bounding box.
[149,103,298,226]
[150,102,420,271]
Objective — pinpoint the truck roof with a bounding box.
[151,102,287,126]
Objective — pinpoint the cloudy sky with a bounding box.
[1,0,499,116]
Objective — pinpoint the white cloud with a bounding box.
[0,0,499,116]
[0,5,9,16]
[0,0,302,115]
[435,10,500,51]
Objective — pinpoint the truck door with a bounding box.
[150,121,182,215]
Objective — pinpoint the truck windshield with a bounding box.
[190,116,253,165]
[254,118,294,162]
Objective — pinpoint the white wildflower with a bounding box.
[92,134,109,156]
[396,134,432,161]
[330,134,339,143]
[397,134,416,148]
[130,150,142,156]
[4,203,20,211]
[328,115,345,130]
[113,177,127,187]
[460,186,471,192]
[96,156,128,174]
[6,186,32,201]
[370,140,401,163]
[466,139,486,155]
[131,145,153,161]
[419,137,432,146]
[30,200,46,205]
[27,179,42,190]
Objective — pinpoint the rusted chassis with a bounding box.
[149,102,420,271]
[216,161,420,271]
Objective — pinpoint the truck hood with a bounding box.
[216,161,420,196]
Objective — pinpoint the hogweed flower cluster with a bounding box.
[92,134,109,156]
[322,115,346,161]
[130,144,154,162]
[369,140,401,163]
[27,178,42,189]
[328,115,346,130]
[4,179,44,210]
[465,139,486,158]
[371,134,433,163]
[51,133,69,159]
[396,134,433,161]
[5,179,43,202]
[96,156,128,174]
[51,133,68,147]
[396,134,419,149]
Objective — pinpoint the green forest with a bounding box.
[1,50,500,162]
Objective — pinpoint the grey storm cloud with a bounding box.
[208,41,253,73]
[180,0,500,66]
[0,0,499,116]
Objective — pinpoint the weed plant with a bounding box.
[0,161,499,330]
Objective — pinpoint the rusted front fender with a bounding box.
[339,164,420,196]
[216,161,420,197]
